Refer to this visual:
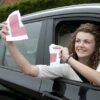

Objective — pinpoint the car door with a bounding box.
[0,19,48,99]
[40,11,100,100]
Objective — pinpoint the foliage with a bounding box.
[0,0,100,22]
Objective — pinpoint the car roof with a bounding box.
[22,3,100,21]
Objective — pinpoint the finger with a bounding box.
[1,28,8,35]
[59,50,62,58]
[2,21,8,28]
[61,47,68,57]
[61,49,64,57]
[2,23,8,28]
[0,30,6,40]
[2,21,7,26]
[1,25,8,35]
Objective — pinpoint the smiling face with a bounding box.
[75,32,96,59]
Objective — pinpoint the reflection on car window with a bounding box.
[4,21,42,69]
[0,38,5,65]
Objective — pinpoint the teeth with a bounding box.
[78,50,84,52]
[79,49,83,51]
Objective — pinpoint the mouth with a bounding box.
[77,49,86,53]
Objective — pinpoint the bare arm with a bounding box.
[7,42,39,76]
[0,23,39,76]
[60,46,100,86]
[68,57,100,86]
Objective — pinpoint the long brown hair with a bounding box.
[69,23,100,69]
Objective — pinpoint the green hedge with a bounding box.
[0,0,100,22]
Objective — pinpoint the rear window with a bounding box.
[4,21,42,69]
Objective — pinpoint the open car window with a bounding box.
[54,20,100,100]
[56,21,83,47]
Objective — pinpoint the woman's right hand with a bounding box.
[0,22,14,45]
[0,22,8,40]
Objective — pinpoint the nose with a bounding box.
[78,41,84,47]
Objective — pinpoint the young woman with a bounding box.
[0,22,100,86]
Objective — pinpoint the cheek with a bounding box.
[88,44,95,54]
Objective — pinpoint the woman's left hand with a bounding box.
[60,47,70,62]
[49,44,70,62]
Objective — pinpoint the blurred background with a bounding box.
[0,0,100,22]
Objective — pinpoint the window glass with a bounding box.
[4,21,42,69]
[0,39,5,64]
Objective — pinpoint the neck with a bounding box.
[78,57,89,65]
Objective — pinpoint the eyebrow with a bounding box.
[75,38,93,41]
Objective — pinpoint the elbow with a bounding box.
[23,67,33,76]
[93,76,100,86]
[19,68,30,75]
[96,80,100,86]
[21,65,38,77]
[18,64,32,75]
[23,70,31,75]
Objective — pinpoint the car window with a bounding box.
[0,38,5,65]
[4,21,42,69]
[56,21,79,47]
[55,20,100,100]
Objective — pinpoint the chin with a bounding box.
[77,54,90,59]
[77,53,88,58]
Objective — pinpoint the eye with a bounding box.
[75,39,80,43]
[84,40,91,44]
